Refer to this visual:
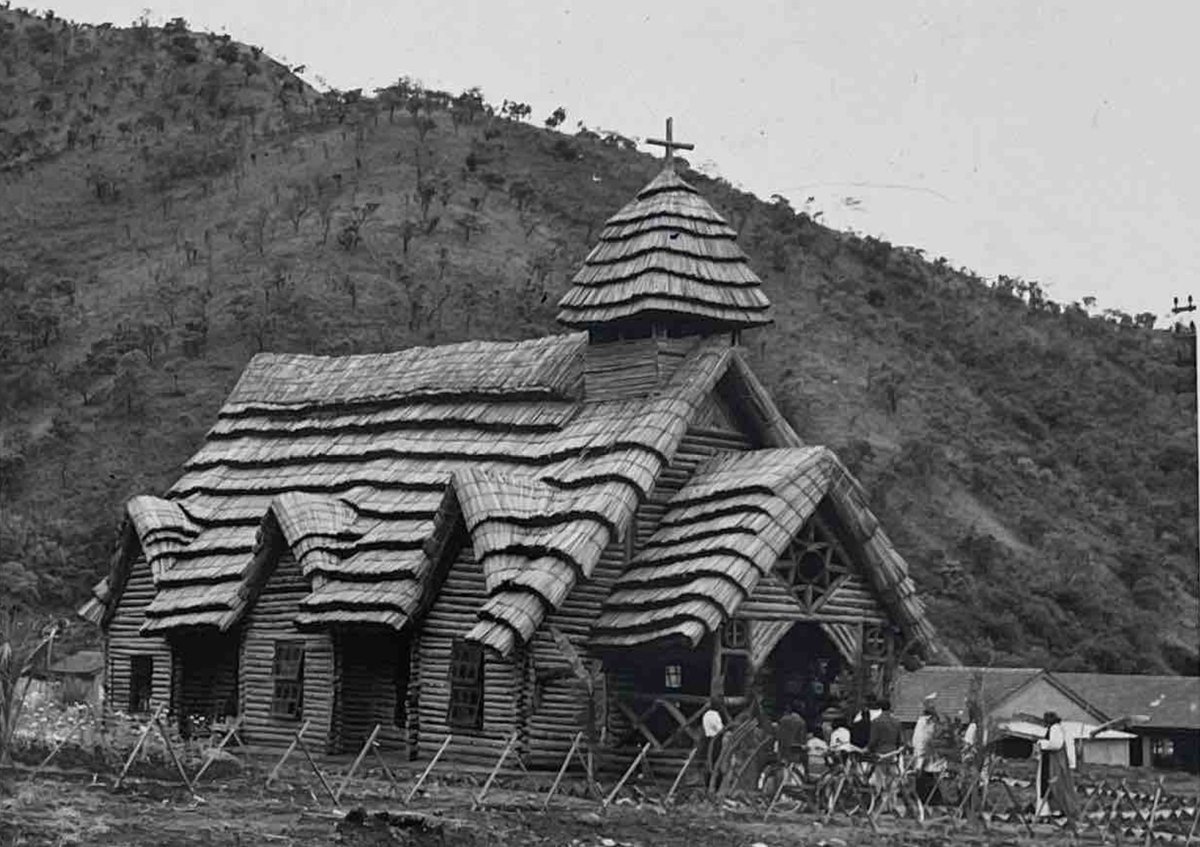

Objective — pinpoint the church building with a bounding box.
[81,121,949,766]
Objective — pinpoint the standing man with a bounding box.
[777,700,808,776]
[867,698,903,814]
[911,698,944,805]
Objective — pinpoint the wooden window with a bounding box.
[129,655,153,713]
[447,640,483,729]
[271,641,305,720]
[664,664,682,689]
[721,619,750,650]
[775,518,849,608]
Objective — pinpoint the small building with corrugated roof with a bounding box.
[894,666,1199,771]
[80,129,951,765]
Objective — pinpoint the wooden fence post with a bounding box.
[665,746,698,805]
[999,779,1035,838]
[601,742,650,810]
[371,736,401,793]
[1185,799,1199,845]
[576,743,602,798]
[472,731,519,810]
[293,728,338,807]
[405,735,452,803]
[266,719,311,786]
[114,704,164,790]
[543,731,583,810]
[152,712,198,797]
[336,724,381,803]
[1144,779,1163,847]
[193,715,244,784]
[30,711,89,778]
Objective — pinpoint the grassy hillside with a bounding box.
[1,8,1195,674]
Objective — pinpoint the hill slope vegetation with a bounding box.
[0,8,1196,674]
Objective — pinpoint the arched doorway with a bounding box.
[761,622,845,730]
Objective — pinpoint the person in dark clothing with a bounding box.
[867,699,903,813]
[777,701,808,769]
[866,698,901,755]
[849,698,874,749]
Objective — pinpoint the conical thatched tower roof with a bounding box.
[557,150,772,333]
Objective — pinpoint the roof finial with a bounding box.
[646,117,694,168]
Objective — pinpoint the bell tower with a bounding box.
[556,118,772,346]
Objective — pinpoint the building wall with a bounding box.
[104,556,172,716]
[414,546,528,765]
[239,553,335,750]
[524,424,756,767]
[1080,738,1131,767]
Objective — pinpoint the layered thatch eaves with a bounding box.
[91,332,774,656]
[87,325,945,661]
[556,168,772,330]
[591,447,941,660]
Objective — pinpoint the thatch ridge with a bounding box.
[225,333,587,411]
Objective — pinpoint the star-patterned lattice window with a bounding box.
[774,519,850,608]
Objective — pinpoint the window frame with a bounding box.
[664,664,683,690]
[447,639,484,730]
[270,640,306,721]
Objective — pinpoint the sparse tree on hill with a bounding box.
[284,183,314,234]
[111,349,150,417]
[544,106,566,129]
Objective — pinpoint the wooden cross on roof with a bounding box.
[647,117,694,167]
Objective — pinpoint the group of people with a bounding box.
[696,694,907,795]
[697,692,1078,819]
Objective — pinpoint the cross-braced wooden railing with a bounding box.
[614,694,754,750]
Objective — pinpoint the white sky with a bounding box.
[45,0,1200,322]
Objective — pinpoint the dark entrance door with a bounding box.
[768,623,842,731]
[172,631,240,732]
[335,628,411,753]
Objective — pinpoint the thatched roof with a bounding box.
[93,332,779,656]
[591,448,942,660]
[556,168,772,330]
[82,326,951,663]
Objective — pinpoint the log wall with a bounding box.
[239,553,335,750]
[104,556,172,715]
[526,423,756,767]
[415,547,528,765]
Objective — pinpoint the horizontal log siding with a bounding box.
[105,556,172,716]
[415,548,527,764]
[583,336,709,401]
[239,553,335,750]
[583,338,660,400]
[527,423,755,766]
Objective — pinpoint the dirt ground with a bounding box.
[0,763,1110,847]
